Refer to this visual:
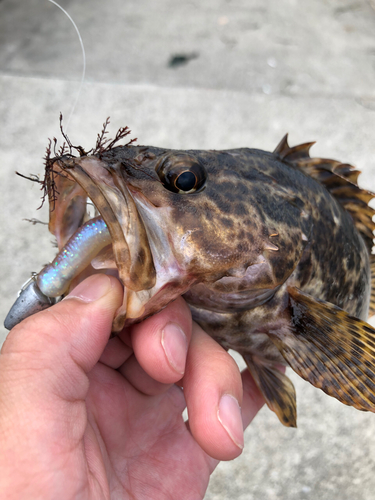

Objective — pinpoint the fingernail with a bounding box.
[217,394,244,450]
[65,275,112,303]
[161,323,188,375]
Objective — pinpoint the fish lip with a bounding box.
[49,155,156,293]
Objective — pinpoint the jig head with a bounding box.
[4,276,60,331]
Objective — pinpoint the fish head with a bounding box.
[46,144,310,330]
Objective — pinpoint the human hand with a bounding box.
[0,274,265,499]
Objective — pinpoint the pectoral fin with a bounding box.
[244,355,297,427]
[270,286,375,412]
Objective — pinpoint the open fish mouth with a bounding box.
[41,153,160,330]
[5,121,206,332]
[37,147,199,332]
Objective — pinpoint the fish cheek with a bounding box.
[169,204,240,272]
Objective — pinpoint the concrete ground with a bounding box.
[1,0,375,498]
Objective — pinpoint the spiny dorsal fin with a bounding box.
[274,134,375,253]
[270,286,375,412]
[274,134,316,163]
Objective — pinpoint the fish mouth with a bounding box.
[46,154,158,330]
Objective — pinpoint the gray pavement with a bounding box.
[1,0,375,498]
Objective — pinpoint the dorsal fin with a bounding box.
[274,134,375,318]
[274,134,375,252]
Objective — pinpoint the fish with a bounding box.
[23,121,375,427]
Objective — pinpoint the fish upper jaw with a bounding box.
[50,155,153,282]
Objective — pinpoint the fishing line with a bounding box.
[48,0,86,132]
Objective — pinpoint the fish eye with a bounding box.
[175,171,197,191]
[156,154,207,194]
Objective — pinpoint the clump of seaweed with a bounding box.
[92,117,136,156]
[18,114,136,211]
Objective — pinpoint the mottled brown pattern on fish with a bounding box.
[47,131,375,427]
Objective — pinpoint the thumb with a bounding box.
[0,274,123,407]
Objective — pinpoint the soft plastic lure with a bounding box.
[37,216,111,297]
[4,216,111,330]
